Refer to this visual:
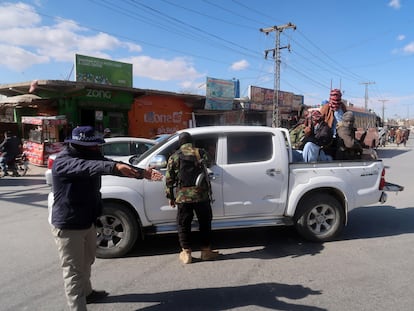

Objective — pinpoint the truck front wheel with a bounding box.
[295,193,345,242]
[95,202,140,258]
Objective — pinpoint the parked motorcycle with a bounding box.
[0,153,29,177]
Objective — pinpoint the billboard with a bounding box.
[75,54,133,87]
[129,96,193,138]
[205,77,235,110]
[248,85,301,113]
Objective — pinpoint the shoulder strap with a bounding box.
[194,148,201,163]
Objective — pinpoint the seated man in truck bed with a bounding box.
[301,110,333,162]
[336,111,366,160]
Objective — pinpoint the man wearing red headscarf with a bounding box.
[320,89,347,137]
[319,89,347,159]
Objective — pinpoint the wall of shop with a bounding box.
[129,95,193,138]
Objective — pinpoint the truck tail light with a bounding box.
[47,157,55,169]
[379,168,385,190]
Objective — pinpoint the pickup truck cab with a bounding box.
[48,126,400,258]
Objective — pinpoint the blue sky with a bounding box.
[0,0,413,121]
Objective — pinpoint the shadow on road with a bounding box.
[343,205,414,240]
[0,176,49,207]
[99,282,325,311]
[128,226,324,261]
[129,204,414,260]
[376,147,410,159]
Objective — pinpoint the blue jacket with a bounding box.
[51,146,116,230]
[0,135,21,158]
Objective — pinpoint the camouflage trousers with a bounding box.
[176,201,213,250]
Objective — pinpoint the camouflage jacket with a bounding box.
[165,143,211,203]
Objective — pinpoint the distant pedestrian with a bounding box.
[388,127,396,143]
[403,128,410,147]
[103,128,111,138]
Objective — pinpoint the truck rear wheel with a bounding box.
[295,193,345,242]
[96,202,140,258]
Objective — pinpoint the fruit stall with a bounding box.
[21,116,67,166]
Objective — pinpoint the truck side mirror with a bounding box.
[149,155,167,169]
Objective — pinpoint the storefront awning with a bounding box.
[0,94,42,104]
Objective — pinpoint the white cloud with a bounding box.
[397,34,405,41]
[0,3,142,71]
[402,42,414,54]
[388,0,401,9]
[124,42,142,53]
[230,59,249,71]
[0,2,40,28]
[124,56,203,81]
[0,44,48,71]
[0,3,199,83]
[177,80,206,95]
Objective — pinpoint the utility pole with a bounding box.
[378,99,389,124]
[260,22,296,127]
[403,104,412,126]
[360,81,375,111]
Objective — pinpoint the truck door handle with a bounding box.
[208,172,216,180]
[266,168,280,176]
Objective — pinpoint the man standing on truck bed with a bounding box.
[320,89,347,158]
[165,132,220,264]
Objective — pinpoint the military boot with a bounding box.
[200,248,220,261]
[179,248,192,264]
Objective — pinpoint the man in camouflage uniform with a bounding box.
[165,132,219,264]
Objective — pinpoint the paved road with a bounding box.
[0,140,413,311]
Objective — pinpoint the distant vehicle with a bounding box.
[101,137,155,163]
[0,153,29,177]
[348,106,381,148]
[151,134,171,143]
[45,137,156,185]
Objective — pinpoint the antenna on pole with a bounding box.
[378,99,389,124]
[260,22,296,128]
[360,81,375,111]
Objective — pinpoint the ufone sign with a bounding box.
[85,89,112,99]
[144,111,183,123]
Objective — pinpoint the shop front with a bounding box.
[58,87,133,137]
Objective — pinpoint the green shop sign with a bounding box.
[75,54,133,87]
[81,88,133,104]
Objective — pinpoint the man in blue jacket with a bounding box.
[50,126,162,311]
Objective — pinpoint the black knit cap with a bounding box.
[179,132,192,146]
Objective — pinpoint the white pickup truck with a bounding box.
[48,125,402,258]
